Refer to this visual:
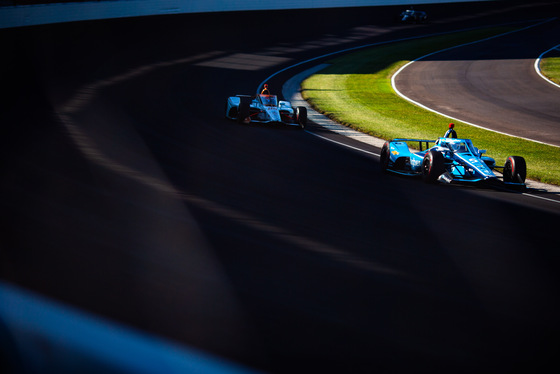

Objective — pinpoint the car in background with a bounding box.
[396,8,428,24]
[380,131,527,190]
[225,93,307,129]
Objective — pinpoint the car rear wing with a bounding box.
[392,138,436,152]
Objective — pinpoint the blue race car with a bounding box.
[225,86,307,129]
[380,125,527,190]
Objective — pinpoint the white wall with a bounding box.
[0,0,492,29]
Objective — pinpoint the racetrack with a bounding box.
[393,16,560,146]
[2,2,560,373]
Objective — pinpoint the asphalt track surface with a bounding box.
[393,16,560,146]
[2,2,560,373]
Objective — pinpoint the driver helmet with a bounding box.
[444,123,457,138]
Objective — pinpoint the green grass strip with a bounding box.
[541,56,560,85]
[302,27,560,186]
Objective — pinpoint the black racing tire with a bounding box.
[296,106,307,129]
[380,142,390,173]
[237,97,252,124]
[422,150,445,183]
[503,156,526,184]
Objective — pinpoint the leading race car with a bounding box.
[396,8,428,24]
[380,125,527,190]
[396,8,428,23]
[225,86,307,129]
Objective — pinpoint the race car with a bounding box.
[380,126,527,190]
[225,91,307,129]
[396,8,428,23]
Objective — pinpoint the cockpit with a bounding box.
[443,139,475,154]
[260,94,278,107]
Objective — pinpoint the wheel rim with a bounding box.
[422,157,430,176]
[504,158,513,181]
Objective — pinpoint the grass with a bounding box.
[302,27,560,186]
[541,56,560,85]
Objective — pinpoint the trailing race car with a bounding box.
[225,86,307,129]
[396,8,428,24]
[380,125,527,190]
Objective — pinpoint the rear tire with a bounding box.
[503,156,526,184]
[422,150,445,183]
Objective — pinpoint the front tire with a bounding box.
[380,142,390,173]
[503,156,526,184]
[225,102,237,119]
[422,150,445,183]
[236,97,252,124]
[295,106,307,129]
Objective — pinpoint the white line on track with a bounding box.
[535,43,560,88]
[521,192,560,204]
[305,130,380,157]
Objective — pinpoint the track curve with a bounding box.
[393,17,560,146]
[2,2,560,374]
